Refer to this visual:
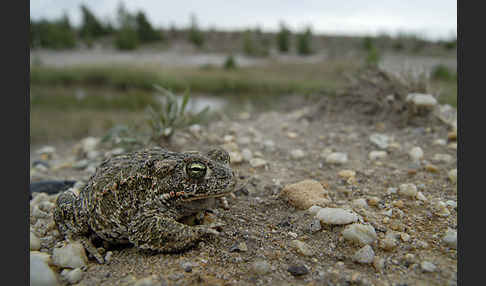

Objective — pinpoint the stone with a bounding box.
[353,245,375,264]
[30,231,41,251]
[52,241,88,269]
[308,218,322,233]
[249,158,267,168]
[369,133,390,149]
[315,208,358,225]
[367,197,380,206]
[381,232,399,251]
[229,242,248,252]
[408,147,424,162]
[399,183,418,198]
[241,148,253,162]
[287,265,309,276]
[134,275,161,286]
[338,170,356,179]
[420,261,437,272]
[30,251,59,286]
[290,149,306,159]
[448,169,457,184]
[406,93,438,108]
[448,130,457,141]
[425,164,439,173]
[342,223,378,246]
[229,151,243,164]
[373,257,385,272]
[252,260,272,275]
[307,205,323,215]
[290,240,314,256]
[326,152,348,165]
[352,198,368,209]
[416,192,427,201]
[443,228,457,249]
[60,268,84,284]
[369,150,387,160]
[433,139,447,146]
[280,180,331,210]
[287,132,298,139]
[433,154,454,163]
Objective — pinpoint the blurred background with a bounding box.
[30,0,457,147]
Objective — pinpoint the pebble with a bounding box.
[188,124,201,136]
[223,134,235,143]
[416,192,427,201]
[373,257,385,272]
[448,130,457,141]
[353,245,375,264]
[368,150,387,160]
[338,170,356,179]
[104,251,113,263]
[287,265,309,276]
[241,148,253,162]
[315,208,358,225]
[134,275,161,286]
[262,140,275,150]
[326,152,348,165]
[442,228,457,249]
[60,268,84,284]
[446,200,457,208]
[448,169,457,184]
[434,201,451,217]
[342,223,378,245]
[448,142,457,149]
[30,251,59,286]
[367,196,380,206]
[425,164,439,173]
[398,183,418,198]
[400,233,411,242]
[37,146,56,157]
[369,133,390,149]
[181,262,194,273]
[308,205,323,215]
[252,260,272,275]
[249,158,267,168]
[387,187,398,195]
[52,241,88,269]
[420,261,437,272]
[408,147,424,162]
[433,139,447,146]
[290,240,314,256]
[352,198,368,209]
[280,180,331,210]
[290,149,306,159]
[433,154,454,163]
[308,218,322,233]
[229,242,248,252]
[30,231,41,251]
[287,132,298,139]
[229,151,243,164]
[381,232,398,251]
[406,93,438,108]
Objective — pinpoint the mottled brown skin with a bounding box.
[54,147,236,263]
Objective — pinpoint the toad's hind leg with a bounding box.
[54,190,105,263]
[128,210,220,252]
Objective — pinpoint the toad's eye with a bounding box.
[186,162,207,179]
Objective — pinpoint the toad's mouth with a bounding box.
[181,192,227,202]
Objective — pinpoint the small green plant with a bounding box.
[363,36,373,51]
[365,46,381,67]
[297,27,312,55]
[223,55,237,70]
[189,14,204,48]
[115,26,139,50]
[431,64,456,81]
[146,85,209,142]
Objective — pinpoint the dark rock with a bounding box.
[287,265,309,276]
[30,180,77,200]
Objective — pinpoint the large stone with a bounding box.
[408,147,424,162]
[342,223,378,246]
[52,241,88,269]
[406,93,438,108]
[280,180,331,210]
[399,183,418,198]
[326,152,348,165]
[30,231,41,251]
[369,134,390,149]
[315,208,358,225]
[443,228,457,249]
[30,251,59,286]
[353,245,375,264]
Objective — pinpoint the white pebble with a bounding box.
[406,93,438,108]
[352,198,368,209]
[416,192,427,201]
[308,205,323,215]
[433,153,454,163]
[442,228,457,249]
[52,242,88,269]
[368,150,387,160]
[290,240,314,256]
[229,151,243,164]
[30,251,59,286]
[249,158,267,168]
[399,183,418,198]
[369,133,390,149]
[290,149,306,159]
[420,261,437,272]
[448,169,457,184]
[316,208,358,225]
[241,148,253,162]
[342,223,377,245]
[408,147,424,162]
[326,152,348,165]
[61,268,84,284]
[353,245,375,264]
[30,232,41,251]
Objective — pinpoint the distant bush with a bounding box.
[135,11,163,43]
[363,36,373,51]
[431,64,456,81]
[297,27,312,55]
[277,22,291,53]
[365,46,381,67]
[242,29,269,57]
[442,39,457,50]
[392,40,404,51]
[30,15,76,49]
[223,55,237,70]
[189,14,204,48]
[114,3,139,50]
[79,5,111,40]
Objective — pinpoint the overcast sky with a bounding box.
[30,0,457,40]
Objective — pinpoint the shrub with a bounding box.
[366,46,381,67]
[277,22,291,53]
[223,55,237,70]
[431,64,456,81]
[297,27,312,55]
[115,27,139,50]
[30,15,76,50]
[189,14,204,48]
[135,11,163,43]
[79,5,110,40]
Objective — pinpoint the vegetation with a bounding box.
[30,15,76,49]
[135,11,163,43]
[431,64,456,82]
[277,22,291,53]
[297,27,313,55]
[223,55,237,70]
[242,28,270,57]
[146,85,209,142]
[79,4,112,45]
[114,3,139,50]
[362,37,381,67]
[189,14,204,48]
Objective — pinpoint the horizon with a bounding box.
[30,0,457,41]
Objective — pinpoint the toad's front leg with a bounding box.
[127,209,220,252]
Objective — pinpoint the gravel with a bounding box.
[408,147,424,162]
[369,150,388,160]
[60,268,84,284]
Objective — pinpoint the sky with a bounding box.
[30,0,457,41]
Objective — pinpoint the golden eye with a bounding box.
[186,162,207,179]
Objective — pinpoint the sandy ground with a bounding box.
[30,83,457,285]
